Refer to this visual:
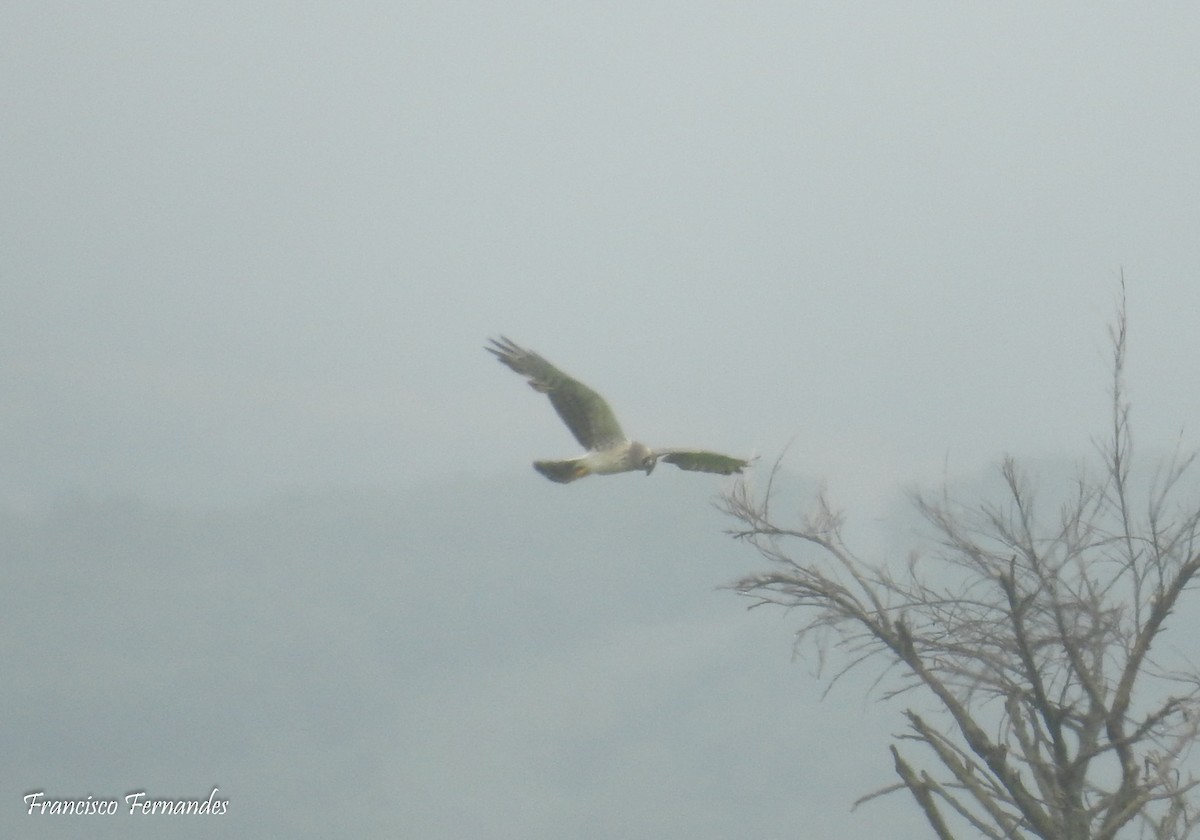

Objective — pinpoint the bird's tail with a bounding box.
[533,459,590,483]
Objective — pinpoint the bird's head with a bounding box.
[630,442,657,475]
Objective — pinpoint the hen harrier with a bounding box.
[486,336,750,483]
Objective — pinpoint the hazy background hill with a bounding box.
[3,473,931,839]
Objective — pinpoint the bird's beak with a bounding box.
[644,459,656,476]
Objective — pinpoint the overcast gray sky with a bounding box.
[3,3,1200,838]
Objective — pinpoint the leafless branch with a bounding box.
[722,288,1200,839]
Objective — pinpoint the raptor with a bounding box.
[486,336,750,483]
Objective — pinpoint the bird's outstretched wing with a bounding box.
[486,336,627,450]
[654,449,751,475]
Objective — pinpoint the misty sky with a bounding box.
[3,3,1200,839]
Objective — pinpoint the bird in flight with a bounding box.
[486,336,750,483]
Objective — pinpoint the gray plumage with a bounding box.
[486,336,750,483]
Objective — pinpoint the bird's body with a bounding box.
[533,441,655,483]
[486,336,749,483]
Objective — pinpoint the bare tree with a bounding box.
[721,294,1200,839]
